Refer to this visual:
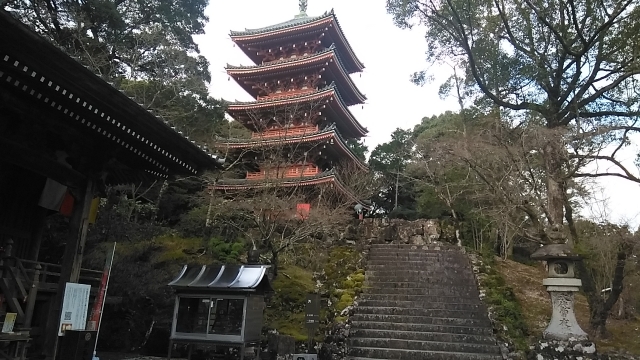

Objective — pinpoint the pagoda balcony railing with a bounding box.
[251,125,319,139]
[246,165,320,180]
[257,88,316,101]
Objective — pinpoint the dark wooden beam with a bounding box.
[0,137,85,188]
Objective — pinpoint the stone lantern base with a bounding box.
[542,278,588,341]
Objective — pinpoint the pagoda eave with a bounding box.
[226,87,368,138]
[226,48,367,106]
[214,128,368,171]
[213,171,367,207]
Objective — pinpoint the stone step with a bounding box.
[364,281,478,290]
[365,268,473,275]
[365,273,477,286]
[348,348,502,360]
[368,248,462,253]
[361,294,483,304]
[368,254,469,266]
[350,337,500,354]
[351,328,497,345]
[350,321,493,336]
[368,251,466,256]
[369,244,458,250]
[357,300,487,311]
[350,314,491,327]
[365,286,481,297]
[365,263,471,270]
[367,254,469,266]
[365,262,471,269]
[356,306,488,319]
[366,264,473,276]
[365,277,476,285]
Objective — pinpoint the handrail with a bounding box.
[251,125,318,139]
[246,164,320,180]
[18,258,103,284]
[257,88,316,101]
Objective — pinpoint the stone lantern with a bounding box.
[531,243,588,341]
[354,204,364,220]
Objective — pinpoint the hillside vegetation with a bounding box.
[496,259,640,355]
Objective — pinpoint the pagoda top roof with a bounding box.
[214,169,369,208]
[226,45,366,106]
[229,10,364,74]
[231,13,327,36]
[226,83,368,138]
[215,124,368,171]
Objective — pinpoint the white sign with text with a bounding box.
[58,283,91,336]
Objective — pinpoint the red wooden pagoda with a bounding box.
[214,4,369,208]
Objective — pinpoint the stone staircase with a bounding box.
[348,243,502,360]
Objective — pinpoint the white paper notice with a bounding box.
[58,283,91,336]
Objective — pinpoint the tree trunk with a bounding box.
[154,180,168,221]
[271,250,279,278]
[543,140,565,235]
[394,169,399,210]
[205,188,215,227]
[577,245,629,338]
[589,307,608,338]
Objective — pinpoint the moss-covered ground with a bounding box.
[264,245,365,342]
[475,253,529,352]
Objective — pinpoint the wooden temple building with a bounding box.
[214,4,369,208]
[0,10,221,359]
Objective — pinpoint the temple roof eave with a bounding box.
[0,11,223,180]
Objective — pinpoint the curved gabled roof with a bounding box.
[230,10,364,74]
[168,264,273,294]
[226,84,368,138]
[215,125,368,171]
[226,45,366,106]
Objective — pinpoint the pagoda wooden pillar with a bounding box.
[43,179,95,360]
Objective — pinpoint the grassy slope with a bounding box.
[496,259,640,354]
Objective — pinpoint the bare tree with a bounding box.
[209,188,350,277]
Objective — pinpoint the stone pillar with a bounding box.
[531,244,588,341]
[247,248,261,265]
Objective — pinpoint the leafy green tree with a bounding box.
[5,0,209,80]
[369,128,416,217]
[119,78,227,146]
[5,0,226,142]
[346,138,369,162]
[387,0,640,235]
[388,0,640,335]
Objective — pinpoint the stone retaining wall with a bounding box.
[342,218,451,245]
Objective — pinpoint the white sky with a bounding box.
[194,0,640,227]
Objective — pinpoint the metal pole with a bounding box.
[92,242,117,359]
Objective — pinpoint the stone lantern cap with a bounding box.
[531,243,581,261]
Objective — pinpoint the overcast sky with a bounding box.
[194,0,640,227]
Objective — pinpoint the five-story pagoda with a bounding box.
[214,1,369,208]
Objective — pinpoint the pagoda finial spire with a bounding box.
[299,0,308,15]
